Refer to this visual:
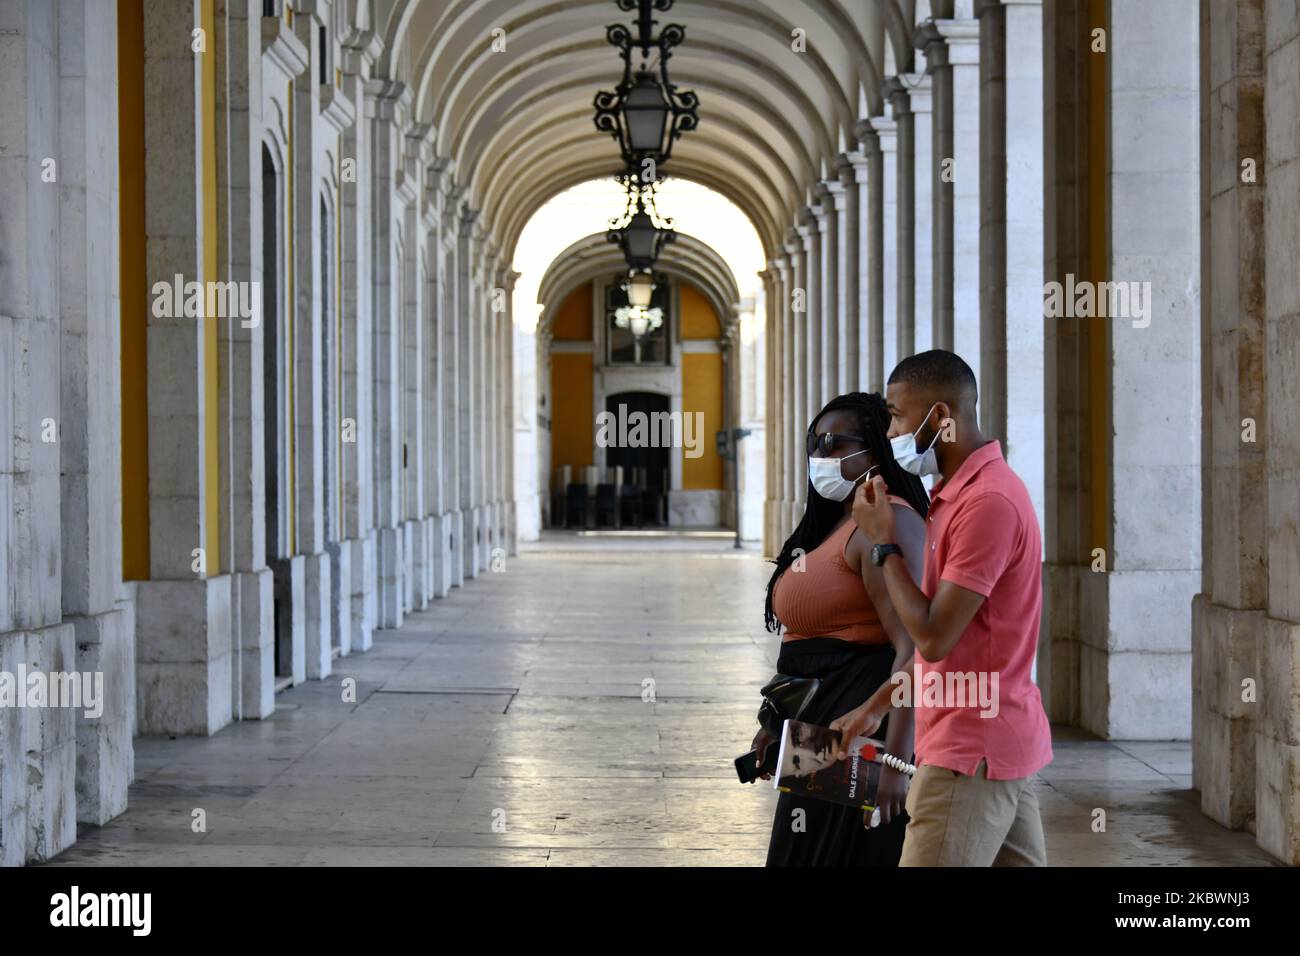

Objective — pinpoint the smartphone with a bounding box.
[734,745,779,784]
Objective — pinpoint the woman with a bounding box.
[756,392,928,867]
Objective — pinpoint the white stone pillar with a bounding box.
[836,152,867,392]
[291,4,331,677]
[977,0,1045,528]
[919,13,982,381]
[132,0,234,737]
[214,0,275,717]
[364,78,407,630]
[798,210,822,420]
[858,121,886,391]
[816,181,843,402]
[906,73,936,354]
[785,233,808,521]
[457,206,480,580]
[1192,0,1266,844]
[339,26,378,649]
[877,114,901,378]
[1258,0,1300,863]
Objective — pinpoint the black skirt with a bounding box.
[764,636,909,867]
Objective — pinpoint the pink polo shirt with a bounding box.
[914,440,1053,780]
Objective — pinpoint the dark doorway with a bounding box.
[605,391,670,525]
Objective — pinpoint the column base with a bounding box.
[328,544,352,657]
[233,568,274,720]
[348,535,375,653]
[134,575,234,736]
[404,518,426,611]
[66,606,134,826]
[0,623,78,864]
[304,552,332,681]
[377,526,404,629]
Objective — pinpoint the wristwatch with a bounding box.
[870,543,903,567]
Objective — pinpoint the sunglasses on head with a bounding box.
[806,431,866,457]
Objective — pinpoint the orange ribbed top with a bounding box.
[773,503,908,645]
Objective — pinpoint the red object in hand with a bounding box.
[858,743,877,761]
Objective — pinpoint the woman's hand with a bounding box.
[827,700,883,760]
[751,727,776,780]
[873,765,909,826]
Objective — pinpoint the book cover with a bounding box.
[772,718,889,811]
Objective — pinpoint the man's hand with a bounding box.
[852,475,896,546]
[828,700,883,760]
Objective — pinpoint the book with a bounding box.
[772,718,890,814]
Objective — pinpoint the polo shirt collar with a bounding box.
[931,439,1003,504]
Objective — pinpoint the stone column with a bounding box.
[816,181,843,402]
[132,0,234,737]
[785,232,808,521]
[457,206,480,580]
[441,180,464,587]
[977,0,1045,526]
[214,0,274,716]
[773,254,793,544]
[1193,0,1266,843]
[858,121,885,390]
[885,77,918,359]
[918,14,982,381]
[836,152,867,391]
[339,27,378,648]
[1258,0,1300,864]
[878,114,901,377]
[365,78,407,630]
[798,209,822,420]
[905,72,936,353]
[290,4,332,677]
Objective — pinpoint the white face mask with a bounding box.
[809,451,874,502]
[890,403,942,477]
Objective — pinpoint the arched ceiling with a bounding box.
[537,232,743,337]
[365,0,922,262]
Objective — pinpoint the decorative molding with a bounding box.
[262,16,309,83]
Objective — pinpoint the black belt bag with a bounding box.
[757,673,820,739]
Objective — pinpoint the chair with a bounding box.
[620,482,642,527]
[565,482,589,528]
[595,483,618,528]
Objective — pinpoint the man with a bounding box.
[837,349,1052,866]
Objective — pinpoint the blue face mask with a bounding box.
[889,403,942,477]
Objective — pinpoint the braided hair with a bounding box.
[763,392,930,632]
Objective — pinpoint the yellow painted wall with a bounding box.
[119,0,149,580]
[679,281,721,339]
[550,353,593,474]
[551,282,593,341]
[682,353,724,490]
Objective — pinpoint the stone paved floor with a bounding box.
[43,532,1278,866]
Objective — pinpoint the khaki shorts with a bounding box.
[899,758,1047,866]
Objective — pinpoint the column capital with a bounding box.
[854,118,881,154]
[836,150,868,186]
[815,178,845,213]
[364,78,411,122]
[915,18,980,70]
[339,28,383,74]
[867,114,898,146]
